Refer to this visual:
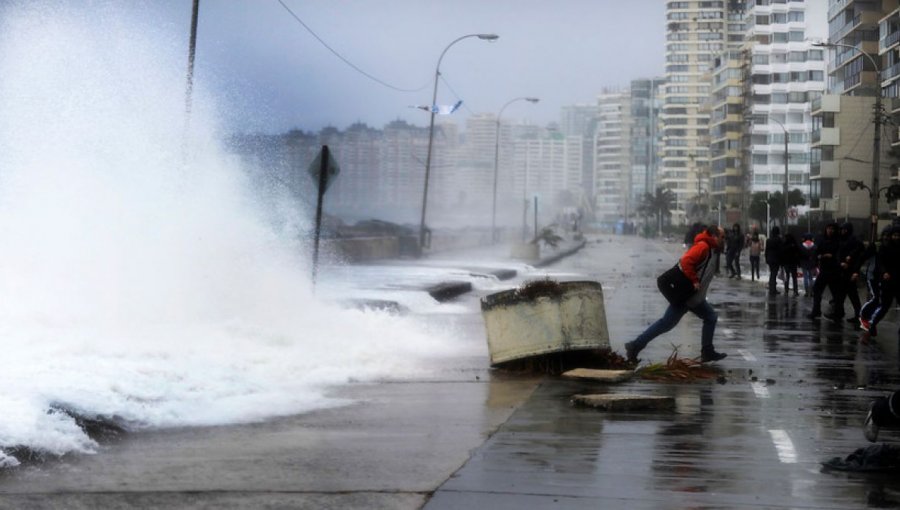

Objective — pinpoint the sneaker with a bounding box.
[624,341,640,364]
[865,406,880,443]
[860,318,871,332]
[700,350,727,363]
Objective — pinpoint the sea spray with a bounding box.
[0,2,461,466]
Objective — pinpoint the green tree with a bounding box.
[749,190,806,227]
[638,187,675,237]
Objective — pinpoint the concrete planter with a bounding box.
[480,281,609,366]
[510,242,540,261]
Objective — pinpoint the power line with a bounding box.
[439,74,476,115]
[275,0,429,93]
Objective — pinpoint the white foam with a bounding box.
[0,3,461,461]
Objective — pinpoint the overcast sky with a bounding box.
[154,0,827,134]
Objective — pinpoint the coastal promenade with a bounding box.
[0,235,898,509]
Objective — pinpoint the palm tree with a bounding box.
[639,187,675,237]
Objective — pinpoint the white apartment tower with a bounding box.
[663,1,737,224]
[594,92,631,224]
[745,0,825,203]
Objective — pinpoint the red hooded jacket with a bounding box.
[680,230,720,285]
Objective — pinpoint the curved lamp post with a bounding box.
[813,41,882,243]
[419,33,499,250]
[492,96,539,244]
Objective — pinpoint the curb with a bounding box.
[534,240,588,268]
[424,239,588,302]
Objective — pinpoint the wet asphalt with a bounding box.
[0,235,898,509]
[427,236,900,509]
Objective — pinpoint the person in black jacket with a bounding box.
[808,222,841,319]
[764,226,783,296]
[827,222,865,323]
[859,227,899,337]
[780,233,801,296]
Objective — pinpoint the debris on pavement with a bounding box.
[561,368,634,383]
[636,346,721,382]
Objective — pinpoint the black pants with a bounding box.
[831,272,862,318]
[811,271,840,316]
[726,251,741,277]
[782,264,798,294]
[749,256,760,280]
[767,263,780,294]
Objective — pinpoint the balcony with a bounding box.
[819,160,841,179]
[881,26,900,53]
[811,95,841,114]
[885,61,900,82]
[812,127,840,146]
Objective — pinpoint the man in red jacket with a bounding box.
[625,225,728,363]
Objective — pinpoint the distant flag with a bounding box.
[409,100,463,115]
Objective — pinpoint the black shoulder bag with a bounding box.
[656,263,695,305]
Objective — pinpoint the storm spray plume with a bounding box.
[0,2,458,467]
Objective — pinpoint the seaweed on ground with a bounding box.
[636,345,721,382]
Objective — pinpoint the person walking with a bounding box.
[625,225,728,364]
[725,223,743,279]
[800,233,816,296]
[748,231,762,281]
[859,227,899,337]
[780,233,801,296]
[765,226,783,296]
[808,222,841,320]
[827,223,865,323]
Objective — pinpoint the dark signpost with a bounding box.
[308,145,340,287]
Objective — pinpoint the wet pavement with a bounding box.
[1,235,899,509]
[427,236,900,509]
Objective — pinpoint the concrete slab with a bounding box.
[561,368,634,382]
[571,393,675,411]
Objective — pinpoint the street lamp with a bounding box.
[846,179,900,208]
[769,116,790,229]
[748,114,789,228]
[492,96,539,244]
[813,41,882,243]
[419,33,499,250]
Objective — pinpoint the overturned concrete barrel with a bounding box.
[481,280,609,368]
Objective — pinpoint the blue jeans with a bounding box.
[630,300,718,353]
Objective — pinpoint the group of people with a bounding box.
[720,223,817,297]
[627,219,900,445]
[625,220,899,365]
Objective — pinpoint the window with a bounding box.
[789,31,804,42]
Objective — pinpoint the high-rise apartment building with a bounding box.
[663,0,745,224]
[629,78,665,212]
[745,0,825,214]
[594,92,631,225]
[821,0,899,224]
[509,130,584,229]
[709,51,746,221]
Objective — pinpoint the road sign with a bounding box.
[307,146,341,192]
